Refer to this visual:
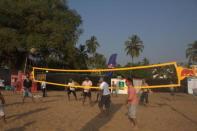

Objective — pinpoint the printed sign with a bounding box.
[188,77,197,94]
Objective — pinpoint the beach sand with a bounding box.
[1,91,197,131]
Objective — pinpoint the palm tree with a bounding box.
[76,44,88,69]
[85,36,100,56]
[78,44,88,59]
[186,40,197,65]
[85,36,100,68]
[124,34,144,63]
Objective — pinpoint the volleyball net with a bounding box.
[32,62,181,89]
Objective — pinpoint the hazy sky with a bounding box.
[68,0,197,65]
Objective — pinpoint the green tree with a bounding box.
[186,40,197,65]
[86,36,100,56]
[93,53,106,68]
[85,36,100,68]
[75,44,88,69]
[0,0,82,70]
[124,34,144,63]
[123,62,150,78]
[142,57,150,65]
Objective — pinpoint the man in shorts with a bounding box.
[22,74,34,103]
[0,77,5,89]
[41,78,47,97]
[98,77,111,116]
[82,77,92,105]
[67,79,78,101]
[126,78,138,129]
[95,81,102,103]
[111,80,118,97]
[140,80,150,105]
[0,90,6,123]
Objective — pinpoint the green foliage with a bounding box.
[85,36,100,56]
[92,53,106,68]
[186,40,197,65]
[122,61,151,79]
[0,0,82,70]
[85,36,105,69]
[141,57,150,65]
[124,34,144,63]
[74,44,88,69]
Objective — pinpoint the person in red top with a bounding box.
[126,78,138,129]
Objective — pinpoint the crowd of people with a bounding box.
[63,76,143,129]
[0,74,155,130]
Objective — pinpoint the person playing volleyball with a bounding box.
[41,80,47,97]
[22,74,34,103]
[67,79,78,101]
[82,77,92,105]
[98,77,111,116]
[0,90,6,123]
[111,80,118,97]
[126,78,138,129]
[140,79,150,106]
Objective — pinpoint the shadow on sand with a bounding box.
[47,94,64,98]
[5,102,23,107]
[80,103,122,131]
[155,102,197,125]
[144,100,197,126]
[41,99,60,103]
[7,107,49,122]
[167,104,197,125]
[5,121,35,131]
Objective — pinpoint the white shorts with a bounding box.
[0,104,5,116]
[128,104,137,119]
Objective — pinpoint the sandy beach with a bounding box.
[0,91,197,131]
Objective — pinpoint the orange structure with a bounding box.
[177,66,197,80]
[11,71,37,92]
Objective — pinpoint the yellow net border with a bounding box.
[32,61,181,89]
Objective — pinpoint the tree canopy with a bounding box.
[186,40,197,65]
[84,36,106,69]
[124,34,144,63]
[0,0,82,71]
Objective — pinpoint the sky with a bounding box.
[68,0,197,65]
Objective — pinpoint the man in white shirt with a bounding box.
[0,77,5,89]
[82,77,92,105]
[98,77,111,115]
[67,79,77,101]
[41,81,47,97]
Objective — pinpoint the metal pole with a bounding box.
[24,56,27,73]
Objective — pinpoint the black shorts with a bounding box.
[83,92,91,97]
[67,90,76,95]
[99,94,111,109]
